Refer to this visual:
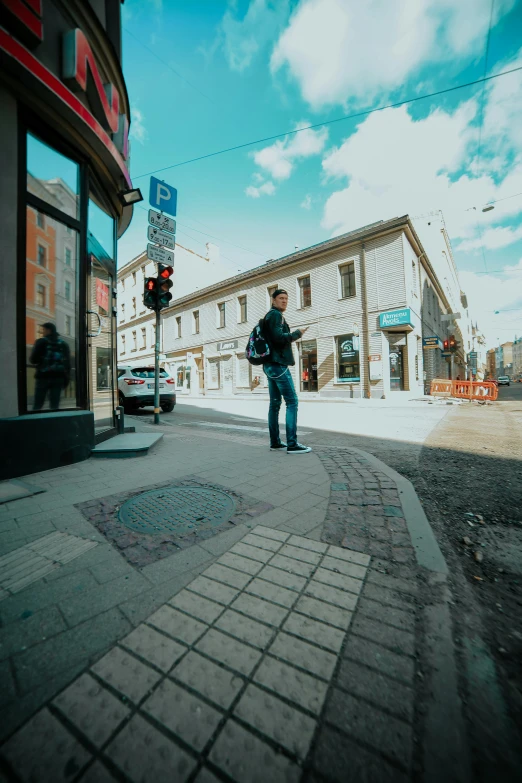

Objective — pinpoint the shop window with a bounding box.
[237,355,251,387]
[339,262,356,298]
[27,134,79,219]
[176,316,182,338]
[37,211,45,229]
[177,366,185,387]
[238,295,248,323]
[65,281,71,301]
[96,347,111,390]
[37,245,46,267]
[218,302,226,328]
[36,283,46,308]
[207,359,220,389]
[298,276,311,308]
[336,334,360,382]
[65,247,72,266]
[193,310,200,334]
[141,328,146,349]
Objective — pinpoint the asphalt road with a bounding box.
[496,380,522,401]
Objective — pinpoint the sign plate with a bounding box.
[148,210,176,234]
[368,354,381,362]
[423,336,441,349]
[469,351,477,358]
[441,351,452,358]
[148,226,175,249]
[147,243,174,265]
[379,308,413,329]
[217,340,239,352]
[149,176,177,216]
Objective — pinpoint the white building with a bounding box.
[160,214,474,400]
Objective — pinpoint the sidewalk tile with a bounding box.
[215,609,274,649]
[296,595,353,630]
[269,554,316,578]
[122,624,187,672]
[256,564,307,592]
[287,535,328,554]
[171,651,244,709]
[358,598,416,634]
[218,552,263,576]
[314,567,363,595]
[283,613,345,653]
[305,581,359,612]
[367,570,418,596]
[342,635,415,684]
[194,770,221,783]
[2,708,91,782]
[148,605,208,645]
[250,508,296,528]
[143,678,222,751]
[254,656,328,715]
[106,714,195,782]
[270,632,337,680]
[168,591,224,624]
[230,542,273,564]
[234,684,316,760]
[0,605,66,662]
[53,673,129,748]
[210,720,300,783]
[279,543,322,565]
[311,726,408,783]
[245,578,298,608]
[196,628,262,676]
[91,646,162,704]
[80,762,118,782]
[321,555,368,580]
[336,658,414,722]
[351,615,415,658]
[242,533,283,553]
[231,593,287,627]
[201,563,250,590]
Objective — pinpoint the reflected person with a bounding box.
[30,322,70,410]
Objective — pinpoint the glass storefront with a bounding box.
[300,340,318,392]
[336,334,360,382]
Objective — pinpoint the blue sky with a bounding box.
[118,0,522,347]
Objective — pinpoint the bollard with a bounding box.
[115,405,125,434]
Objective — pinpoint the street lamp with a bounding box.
[119,187,143,206]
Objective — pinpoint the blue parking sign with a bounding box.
[149,176,177,217]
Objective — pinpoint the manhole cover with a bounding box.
[118,486,236,536]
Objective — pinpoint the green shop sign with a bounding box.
[379,308,413,329]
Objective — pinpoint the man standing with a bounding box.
[30,322,70,411]
[263,289,311,454]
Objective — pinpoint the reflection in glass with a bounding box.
[88,197,115,259]
[26,206,78,410]
[27,134,79,219]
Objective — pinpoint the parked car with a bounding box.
[117,366,176,413]
[497,376,510,386]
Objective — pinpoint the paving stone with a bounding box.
[122,624,187,672]
[351,615,416,658]
[343,634,415,684]
[305,580,359,612]
[196,628,262,676]
[148,605,208,645]
[106,713,195,782]
[325,689,412,769]
[230,542,273,563]
[286,535,328,554]
[231,593,288,627]
[336,658,414,722]
[193,769,221,783]
[366,570,418,597]
[255,656,328,715]
[311,725,408,783]
[358,598,416,633]
[256,564,307,592]
[269,554,316,578]
[171,651,244,709]
[0,605,66,662]
[215,609,275,649]
[53,672,129,748]
[0,659,16,708]
[283,613,345,653]
[363,582,416,611]
[210,719,300,783]
[245,577,298,608]
[235,684,316,760]
[2,708,91,782]
[143,678,222,751]
[340,534,368,553]
[79,761,118,782]
[168,590,224,624]
[91,646,162,704]
[218,552,263,576]
[270,632,337,680]
[192,571,244,599]
[313,567,364,595]
[392,546,416,564]
[295,595,353,630]
[278,543,322,566]
[321,555,368,580]
[383,505,404,518]
[242,533,283,553]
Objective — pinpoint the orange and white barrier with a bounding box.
[429,378,498,401]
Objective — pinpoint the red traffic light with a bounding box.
[146,278,156,291]
[443,339,449,350]
[159,264,173,279]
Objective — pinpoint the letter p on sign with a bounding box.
[149,176,177,217]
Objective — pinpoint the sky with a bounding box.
[118,0,522,350]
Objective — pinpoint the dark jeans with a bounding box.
[33,378,63,411]
[263,363,298,448]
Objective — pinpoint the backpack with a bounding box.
[40,338,68,374]
[245,318,271,365]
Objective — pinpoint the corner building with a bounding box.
[0,0,134,479]
[163,216,471,401]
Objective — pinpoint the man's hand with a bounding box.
[300,327,309,336]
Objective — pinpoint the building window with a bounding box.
[121,334,126,354]
[298,276,311,308]
[37,244,46,267]
[36,283,46,308]
[193,310,200,334]
[336,334,360,382]
[238,295,247,323]
[65,315,72,336]
[36,211,45,229]
[132,331,137,351]
[218,302,226,328]
[64,280,71,301]
[339,262,356,298]
[132,297,136,317]
[120,303,125,322]
[267,285,278,304]
[65,247,72,266]
[176,316,182,338]
[141,327,146,349]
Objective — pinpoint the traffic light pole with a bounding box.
[153,306,161,425]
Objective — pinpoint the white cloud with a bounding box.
[129,108,148,145]
[252,122,328,181]
[245,181,276,198]
[271,0,515,109]
[457,225,522,252]
[301,194,312,210]
[218,0,290,72]
[460,260,522,346]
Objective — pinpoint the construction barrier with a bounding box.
[430,379,453,397]
[430,378,498,401]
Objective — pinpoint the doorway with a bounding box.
[389,348,404,391]
[300,340,318,392]
[88,251,115,433]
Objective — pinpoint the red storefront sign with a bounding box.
[96,278,109,313]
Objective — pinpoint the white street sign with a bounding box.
[147,225,175,249]
[148,210,176,234]
[147,243,174,265]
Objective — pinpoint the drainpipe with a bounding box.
[360,243,371,399]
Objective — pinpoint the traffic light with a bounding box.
[449,335,458,352]
[157,264,173,310]
[143,277,158,310]
[443,339,449,351]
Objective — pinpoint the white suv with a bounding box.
[117,366,176,413]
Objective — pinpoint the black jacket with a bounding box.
[263,306,302,366]
[30,335,70,381]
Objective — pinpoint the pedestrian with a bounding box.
[262,289,311,454]
[30,322,70,411]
